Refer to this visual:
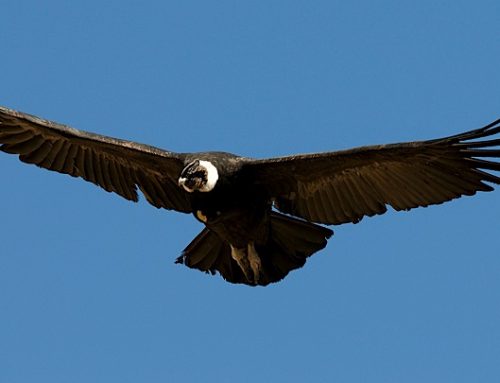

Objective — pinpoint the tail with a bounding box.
[175,212,333,286]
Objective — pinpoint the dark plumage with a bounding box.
[1,105,499,286]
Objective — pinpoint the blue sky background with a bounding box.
[1,1,499,382]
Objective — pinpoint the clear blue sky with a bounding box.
[1,1,499,382]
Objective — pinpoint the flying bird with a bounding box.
[1,105,499,286]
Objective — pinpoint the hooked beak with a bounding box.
[178,177,196,192]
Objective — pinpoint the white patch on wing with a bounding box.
[199,160,219,192]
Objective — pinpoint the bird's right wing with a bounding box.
[0,106,192,213]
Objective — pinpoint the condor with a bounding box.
[1,106,499,286]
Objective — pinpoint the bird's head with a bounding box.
[178,160,219,193]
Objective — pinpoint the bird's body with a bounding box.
[175,152,333,284]
[1,105,499,286]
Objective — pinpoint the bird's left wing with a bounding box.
[0,106,192,213]
[243,119,500,225]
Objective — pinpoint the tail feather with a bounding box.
[175,228,222,272]
[270,212,333,255]
[176,229,247,283]
[176,212,333,286]
[256,212,333,282]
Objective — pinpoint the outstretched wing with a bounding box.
[245,119,500,225]
[0,106,192,213]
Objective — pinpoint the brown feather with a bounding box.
[0,106,191,212]
[246,118,500,225]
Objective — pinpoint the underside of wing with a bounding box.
[0,106,192,213]
[245,119,500,225]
